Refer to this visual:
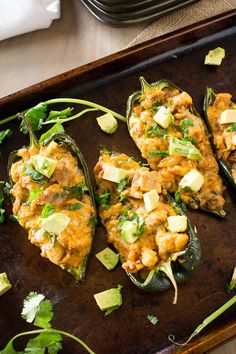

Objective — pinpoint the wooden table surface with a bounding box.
[0,1,235,353]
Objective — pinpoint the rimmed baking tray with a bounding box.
[0,10,236,354]
[90,0,178,13]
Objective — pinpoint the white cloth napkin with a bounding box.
[0,0,60,41]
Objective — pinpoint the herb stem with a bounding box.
[43,107,98,125]
[4,328,96,354]
[0,98,127,126]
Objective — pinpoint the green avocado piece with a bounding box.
[94,285,123,316]
[96,248,119,270]
[121,220,139,244]
[41,213,71,235]
[0,273,12,296]
[32,155,57,178]
[96,112,118,134]
[204,47,225,66]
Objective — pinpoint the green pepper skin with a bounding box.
[126,78,225,218]
[8,132,96,282]
[126,195,201,293]
[203,88,236,191]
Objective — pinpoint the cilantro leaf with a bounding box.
[41,204,55,218]
[46,107,73,121]
[226,123,236,132]
[145,123,167,139]
[117,178,127,193]
[147,314,158,325]
[39,123,64,143]
[22,292,45,324]
[148,150,169,157]
[174,190,187,212]
[29,188,42,203]
[66,203,83,210]
[24,164,45,183]
[25,332,62,354]
[0,129,13,145]
[33,300,53,329]
[65,183,89,200]
[20,103,47,134]
[96,189,111,209]
[0,341,21,354]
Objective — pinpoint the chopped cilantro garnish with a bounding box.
[41,204,55,218]
[174,190,187,212]
[20,103,47,134]
[96,189,111,209]
[66,203,83,211]
[66,183,89,200]
[180,118,193,138]
[226,123,236,132]
[117,178,127,193]
[118,208,146,236]
[147,315,158,325]
[148,150,169,157]
[145,123,168,139]
[24,163,45,183]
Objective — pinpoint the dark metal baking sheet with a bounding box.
[0,10,236,354]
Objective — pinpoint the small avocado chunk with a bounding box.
[41,213,70,234]
[96,247,119,270]
[153,106,173,128]
[219,109,236,124]
[103,165,127,183]
[179,169,204,192]
[94,285,123,316]
[143,190,159,212]
[0,272,12,296]
[204,47,225,66]
[167,215,187,232]
[32,155,57,178]
[96,112,118,134]
[121,220,139,244]
[169,137,202,160]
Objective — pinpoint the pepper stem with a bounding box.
[139,77,154,94]
[160,260,178,304]
[18,113,39,148]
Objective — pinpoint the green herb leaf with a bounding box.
[145,123,168,139]
[180,119,193,135]
[41,204,55,218]
[118,209,146,237]
[46,107,73,121]
[29,188,42,203]
[147,314,158,325]
[66,203,84,211]
[22,292,45,324]
[119,195,127,204]
[20,103,47,134]
[0,129,13,144]
[65,183,89,200]
[174,191,187,212]
[24,164,45,182]
[25,332,62,354]
[0,181,7,223]
[33,300,53,329]
[226,123,236,132]
[39,123,65,143]
[96,189,111,209]
[117,178,127,193]
[148,150,169,157]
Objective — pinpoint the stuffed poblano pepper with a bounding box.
[94,151,201,303]
[127,77,226,217]
[204,88,236,190]
[8,114,96,281]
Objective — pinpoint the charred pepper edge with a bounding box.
[125,194,201,303]
[8,119,97,282]
[126,77,226,218]
[203,87,236,191]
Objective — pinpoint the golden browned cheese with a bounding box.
[10,141,95,270]
[129,86,225,212]
[207,93,236,183]
[94,153,189,274]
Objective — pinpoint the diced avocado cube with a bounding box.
[167,215,187,232]
[143,190,159,213]
[121,220,139,244]
[153,106,173,128]
[96,113,118,134]
[204,47,225,66]
[94,285,122,315]
[169,137,202,160]
[179,169,204,192]
[41,213,70,235]
[32,155,57,178]
[219,109,236,124]
[0,273,12,296]
[103,165,127,183]
[96,247,119,270]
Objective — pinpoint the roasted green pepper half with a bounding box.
[8,114,96,281]
[204,88,236,190]
[126,77,226,217]
[94,151,201,304]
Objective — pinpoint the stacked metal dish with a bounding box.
[81,0,199,25]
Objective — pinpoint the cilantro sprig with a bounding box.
[96,189,111,209]
[0,292,95,354]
